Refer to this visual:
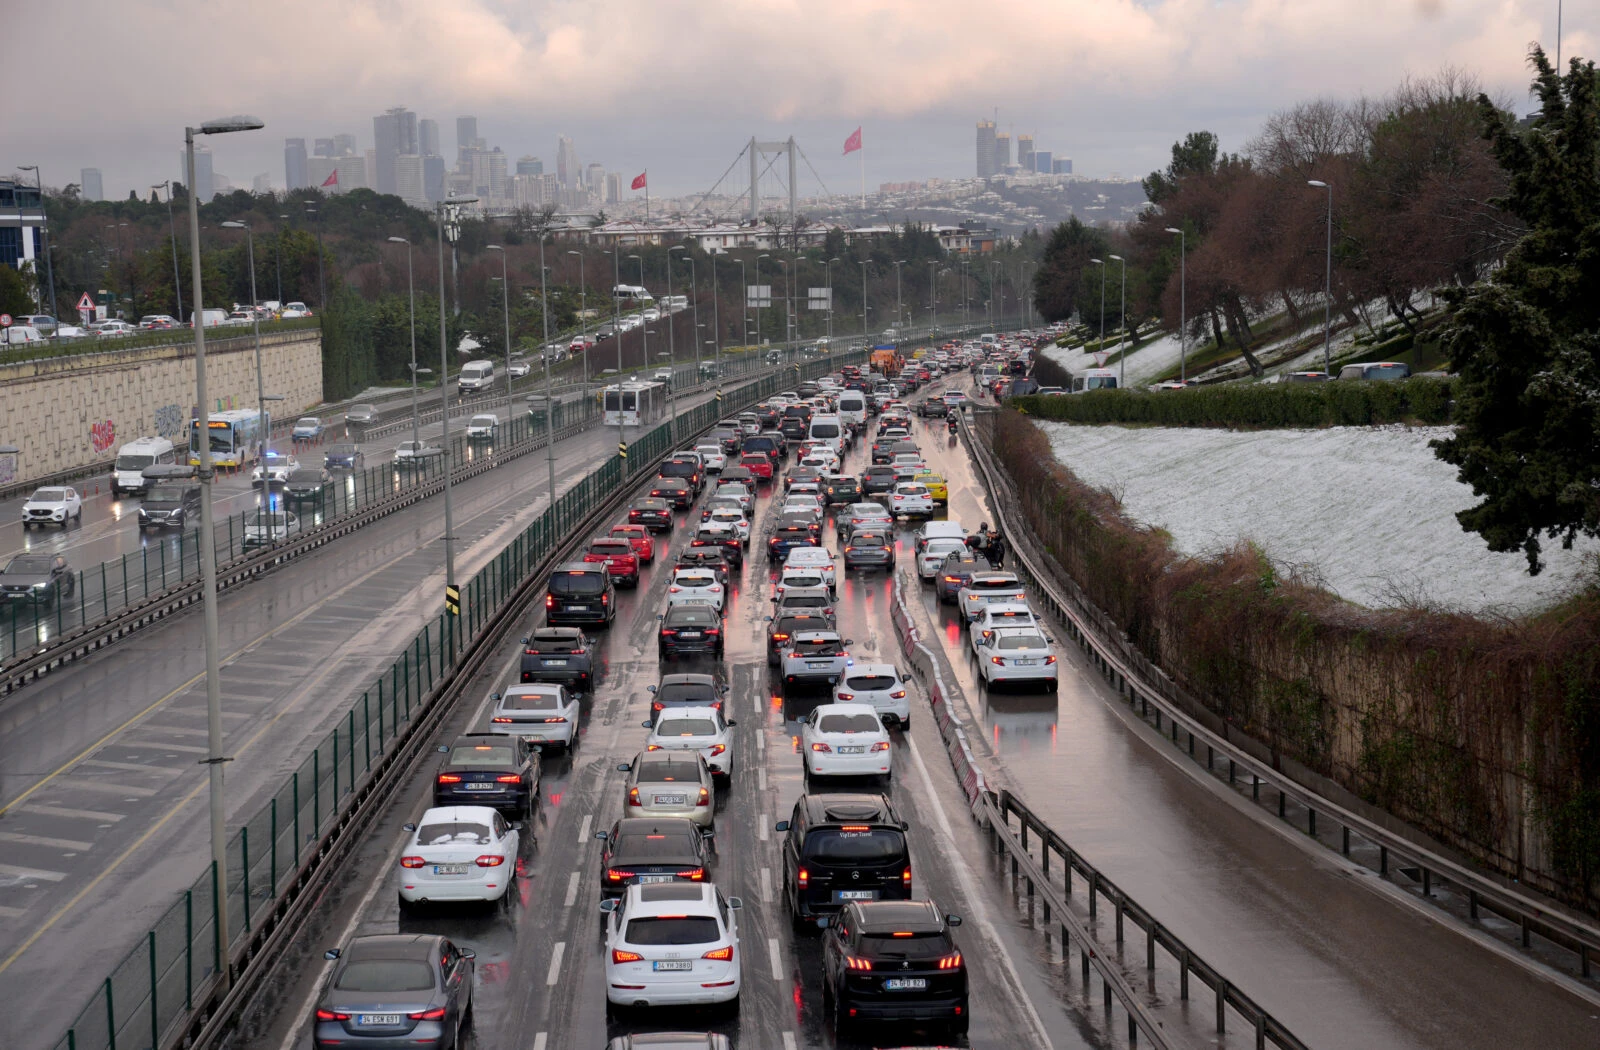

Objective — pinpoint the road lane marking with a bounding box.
[532,1035,547,1050]
[0,831,94,851]
[761,866,772,902]
[756,728,765,751]
[78,758,169,773]
[758,812,768,842]
[758,766,767,792]
[545,941,566,985]
[768,937,783,980]
[14,804,124,822]
[783,1033,797,1050]
[119,739,212,755]
[0,863,67,882]
[577,814,592,845]
[53,779,158,797]
[564,871,580,908]
[138,724,211,736]
[0,905,26,918]
[753,693,764,714]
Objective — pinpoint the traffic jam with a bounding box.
[289,334,1064,1050]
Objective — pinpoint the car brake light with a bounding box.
[607,868,634,881]
[903,867,912,887]
[1046,655,1058,664]
[541,717,567,724]
[696,787,710,807]
[400,856,425,868]
[475,855,506,867]
[628,787,642,807]
[491,716,513,723]
[702,945,734,960]
[798,867,809,887]
[836,692,854,700]
[661,629,678,636]
[545,594,555,608]
[601,593,609,604]
[316,1009,351,1021]
[669,586,681,592]
[437,774,461,784]
[495,774,521,783]
[811,742,832,752]
[871,741,890,752]
[845,955,873,971]
[938,952,964,969]
[612,949,644,963]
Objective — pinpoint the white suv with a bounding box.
[833,663,911,727]
[645,705,735,778]
[601,882,743,1009]
[780,630,852,690]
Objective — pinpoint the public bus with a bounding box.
[189,408,268,468]
[602,382,668,428]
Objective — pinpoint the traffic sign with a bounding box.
[76,292,94,312]
[444,584,460,616]
[617,443,628,459]
[0,314,11,327]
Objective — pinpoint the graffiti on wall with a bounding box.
[90,420,117,454]
[154,403,185,440]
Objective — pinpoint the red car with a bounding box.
[738,453,774,480]
[610,523,655,563]
[583,537,640,587]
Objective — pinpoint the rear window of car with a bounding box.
[845,674,896,691]
[637,756,703,781]
[971,578,1017,591]
[450,744,516,766]
[660,459,699,477]
[335,960,435,992]
[658,682,716,703]
[780,592,829,609]
[625,916,721,945]
[417,821,492,846]
[667,606,719,626]
[503,691,561,710]
[657,718,718,737]
[589,540,631,554]
[997,634,1046,649]
[805,828,906,862]
[550,570,607,596]
[675,574,716,588]
[817,713,881,733]
[615,832,698,859]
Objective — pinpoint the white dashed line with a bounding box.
[769,937,783,981]
[14,804,124,822]
[577,814,592,845]
[758,813,769,842]
[0,863,66,882]
[533,1034,547,1050]
[761,866,773,902]
[758,766,767,792]
[753,693,764,714]
[545,941,566,985]
[0,831,93,852]
[564,870,580,908]
[783,1033,798,1050]
[756,729,766,751]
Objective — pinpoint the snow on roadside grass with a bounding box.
[1044,330,1189,386]
[1039,422,1599,614]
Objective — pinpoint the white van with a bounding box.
[113,436,179,496]
[1072,368,1118,392]
[457,359,496,394]
[806,414,846,456]
[914,520,967,554]
[191,308,229,328]
[979,333,998,346]
[836,390,867,429]
[1,325,45,347]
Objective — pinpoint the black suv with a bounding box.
[628,498,674,532]
[658,604,724,660]
[545,563,615,626]
[431,734,540,818]
[767,611,835,666]
[820,900,968,1034]
[823,475,863,505]
[658,456,705,495]
[520,627,596,689]
[596,817,711,897]
[648,478,695,511]
[138,480,202,531]
[776,793,912,925]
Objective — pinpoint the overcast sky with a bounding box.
[6,0,1586,203]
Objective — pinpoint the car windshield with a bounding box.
[146,484,189,502]
[794,638,842,655]
[658,682,716,703]
[852,534,889,548]
[625,917,721,945]
[637,756,702,782]
[32,489,67,501]
[668,607,718,626]
[503,691,561,711]
[998,634,1047,650]
[657,718,718,737]
[334,960,435,992]
[6,556,52,574]
[845,674,896,691]
[675,574,715,588]
[296,418,318,428]
[925,539,965,557]
[417,821,492,846]
[589,541,631,554]
[328,444,357,456]
[116,454,154,471]
[450,744,516,766]
[781,592,829,609]
[817,713,880,733]
[287,469,322,483]
[806,828,906,862]
[972,578,1017,590]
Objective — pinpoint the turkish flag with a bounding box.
[631,171,647,190]
[843,127,862,155]
[321,170,338,187]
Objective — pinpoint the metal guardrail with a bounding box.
[961,406,1600,989]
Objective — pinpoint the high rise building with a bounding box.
[556,135,580,197]
[181,145,215,201]
[468,149,491,197]
[1017,135,1034,174]
[456,117,478,156]
[395,155,426,204]
[540,173,560,206]
[333,133,357,156]
[975,120,996,178]
[1032,150,1052,174]
[373,106,419,195]
[80,168,103,201]
[585,163,605,201]
[252,173,273,194]
[994,132,1011,171]
[285,138,308,189]
[423,155,446,203]
[605,171,622,204]
[1052,157,1073,175]
[512,174,543,208]
[313,137,335,157]
[336,154,367,192]
[307,156,336,189]
[487,148,509,202]
[517,155,543,176]
[419,118,440,159]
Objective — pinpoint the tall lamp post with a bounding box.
[1165,226,1187,383]
[153,181,183,323]
[825,257,839,344]
[670,245,695,383]
[892,259,905,335]
[537,237,556,501]
[387,237,420,448]
[859,260,869,338]
[756,254,769,347]
[184,114,264,989]
[220,220,270,541]
[1307,180,1334,375]
[1089,258,1106,353]
[1108,255,1126,388]
[437,194,476,601]
[485,244,515,407]
[736,259,748,348]
[16,166,58,325]
[927,260,937,335]
[566,250,587,384]
[275,213,288,308]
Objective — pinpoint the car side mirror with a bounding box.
[900,821,910,831]
[520,637,529,645]
[594,830,609,841]
[814,915,832,929]
[795,714,807,724]
[774,820,790,832]
[946,914,963,927]
[323,948,342,960]
[727,896,744,910]
[490,692,501,702]
[459,948,476,960]
[641,720,653,729]
[726,719,737,727]
[437,745,450,753]
[509,820,524,832]
[844,638,855,646]
[647,685,658,694]
[617,762,631,772]
[402,822,416,832]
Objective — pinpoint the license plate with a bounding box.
[570,605,590,611]
[653,960,693,971]
[433,863,470,875]
[653,795,687,806]
[638,874,673,884]
[807,661,834,669]
[834,889,876,901]
[357,1014,402,1025]
[462,783,498,791]
[839,745,866,754]
[678,631,701,638]
[883,978,928,991]
[683,598,714,605]
[1014,658,1038,666]
[542,658,569,666]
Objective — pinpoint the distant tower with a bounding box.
[517,155,544,176]
[1016,134,1034,174]
[975,120,996,178]
[284,139,308,190]
[80,168,103,201]
[557,136,580,199]
[994,132,1011,171]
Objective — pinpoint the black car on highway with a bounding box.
[936,548,991,604]
[675,548,731,586]
[765,610,834,666]
[431,734,539,819]
[313,934,474,1050]
[658,604,724,660]
[628,498,674,532]
[689,525,743,569]
[520,627,597,689]
[323,443,365,471]
[596,817,711,897]
[821,900,968,1034]
[0,554,73,605]
[647,673,725,724]
[648,478,695,511]
[823,475,863,505]
[545,563,615,626]
[777,792,912,924]
[284,467,332,508]
[137,479,202,531]
[742,433,784,463]
[658,456,706,495]
[862,465,898,496]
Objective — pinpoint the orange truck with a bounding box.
[870,348,903,376]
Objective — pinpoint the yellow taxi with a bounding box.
[913,471,948,504]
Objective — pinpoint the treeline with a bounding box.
[1033,69,1511,375]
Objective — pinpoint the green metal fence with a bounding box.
[47,350,863,1050]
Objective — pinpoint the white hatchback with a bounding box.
[711,482,753,513]
[705,506,750,544]
[782,547,837,591]
[916,536,968,579]
[489,684,579,749]
[645,705,736,778]
[799,703,893,780]
[602,882,743,1009]
[398,805,520,907]
[969,603,1042,652]
[694,444,727,472]
[779,494,824,524]
[667,568,725,613]
[833,664,912,727]
[890,481,935,517]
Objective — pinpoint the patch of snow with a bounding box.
[1044,330,1190,386]
[1038,421,1599,614]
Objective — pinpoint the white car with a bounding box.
[489,684,579,750]
[711,482,753,513]
[91,319,138,337]
[774,563,831,598]
[916,537,968,579]
[736,414,760,436]
[242,510,297,548]
[601,882,743,1009]
[799,703,893,779]
[798,451,840,475]
[694,444,727,472]
[958,571,1027,621]
[250,451,298,486]
[976,627,1059,690]
[397,805,520,908]
[942,390,969,409]
[787,479,823,501]
[645,705,735,778]
[394,439,443,463]
[465,413,500,439]
[779,494,824,524]
[667,567,726,613]
[969,603,1042,652]
[508,360,532,378]
[890,481,935,517]
[780,629,852,689]
[705,506,750,545]
[833,664,912,727]
[21,486,82,527]
[280,301,312,318]
[782,547,837,591]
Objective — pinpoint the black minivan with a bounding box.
[545,562,615,627]
[138,475,202,531]
[777,792,912,925]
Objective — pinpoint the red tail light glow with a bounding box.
[475,855,506,867]
[812,741,834,752]
[902,867,912,887]
[870,741,890,752]
[835,692,854,700]
[437,774,462,784]
[845,955,873,971]
[316,1009,351,1021]
[797,867,809,887]
[491,716,513,723]
[695,787,710,807]
[495,774,521,783]
[400,856,425,868]
[628,787,642,806]
[612,949,644,963]
[938,953,964,969]
[702,944,734,960]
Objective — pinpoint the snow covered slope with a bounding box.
[1039,421,1598,614]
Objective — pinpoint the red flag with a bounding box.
[631,171,647,190]
[321,170,338,187]
[843,127,862,155]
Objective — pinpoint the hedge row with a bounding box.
[1012,376,1453,428]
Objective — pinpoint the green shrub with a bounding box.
[1013,376,1454,428]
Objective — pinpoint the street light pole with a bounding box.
[538,235,556,501]
[305,201,326,308]
[1109,255,1126,388]
[710,253,721,380]
[566,250,588,385]
[825,257,839,344]
[184,114,263,990]
[387,237,419,449]
[928,260,936,335]
[221,220,269,541]
[736,259,748,348]
[153,181,184,323]
[893,259,905,335]
[17,166,58,325]
[437,194,476,594]
[860,260,869,339]
[1089,258,1105,354]
[756,254,768,347]
[1165,227,1187,383]
[670,245,693,385]
[1308,180,1334,375]
[486,244,514,407]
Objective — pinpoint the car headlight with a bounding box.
[32,582,48,590]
